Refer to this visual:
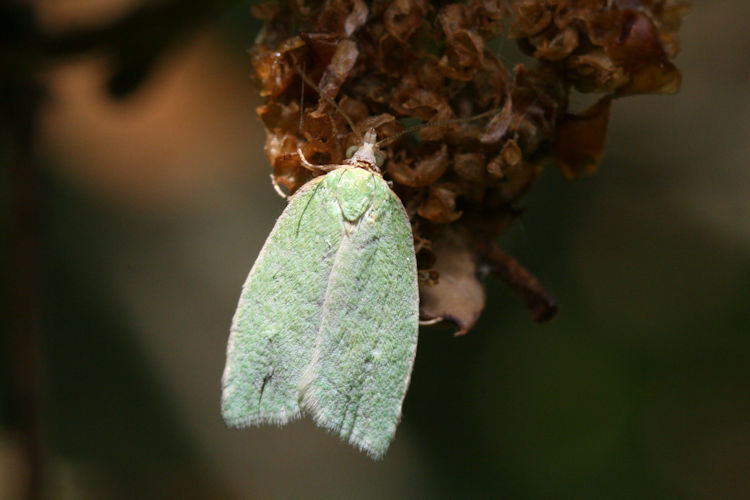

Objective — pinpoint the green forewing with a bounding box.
[222,167,419,458]
[222,174,343,425]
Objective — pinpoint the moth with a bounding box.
[221,128,419,458]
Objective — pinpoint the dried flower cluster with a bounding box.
[250,0,687,333]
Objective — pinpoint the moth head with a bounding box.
[346,128,384,170]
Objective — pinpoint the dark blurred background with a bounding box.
[1,1,748,498]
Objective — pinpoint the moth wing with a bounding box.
[300,170,419,458]
[222,175,345,426]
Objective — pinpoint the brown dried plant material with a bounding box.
[510,0,687,95]
[248,0,687,333]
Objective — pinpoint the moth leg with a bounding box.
[270,174,289,199]
[297,147,339,173]
[419,317,443,326]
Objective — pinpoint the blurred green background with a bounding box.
[2,1,748,498]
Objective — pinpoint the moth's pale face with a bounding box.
[346,129,383,170]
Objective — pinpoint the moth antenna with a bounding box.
[376,107,503,148]
[298,61,306,133]
[295,65,363,142]
[297,145,339,173]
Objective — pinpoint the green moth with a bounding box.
[222,129,419,458]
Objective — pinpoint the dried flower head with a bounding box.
[249,0,687,334]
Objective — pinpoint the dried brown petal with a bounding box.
[383,0,429,41]
[508,65,563,149]
[608,10,669,68]
[416,56,446,90]
[438,29,485,81]
[437,3,470,37]
[356,113,400,140]
[582,7,624,48]
[266,134,310,193]
[471,0,509,36]
[250,2,279,20]
[377,33,418,76]
[391,83,453,121]
[418,183,463,223]
[453,152,485,183]
[532,26,579,61]
[337,96,370,124]
[299,137,344,167]
[495,161,541,203]
[509,1,552,37]
[480,95,512,144]
[487,139,522,180]
[388,144,449,188]
[436,4,485,81]
[317,39,359,100]
[314,0,369,37]
[251,39,304,97]
[301,108,335,140]
[419,226,486,335]
[257,101,300,134]
[567,50,628,93]
[472,52,511,107]
[553,96,611,180]
[300,32,341,68]
[606,10,682,94]
[351,75,390,105]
